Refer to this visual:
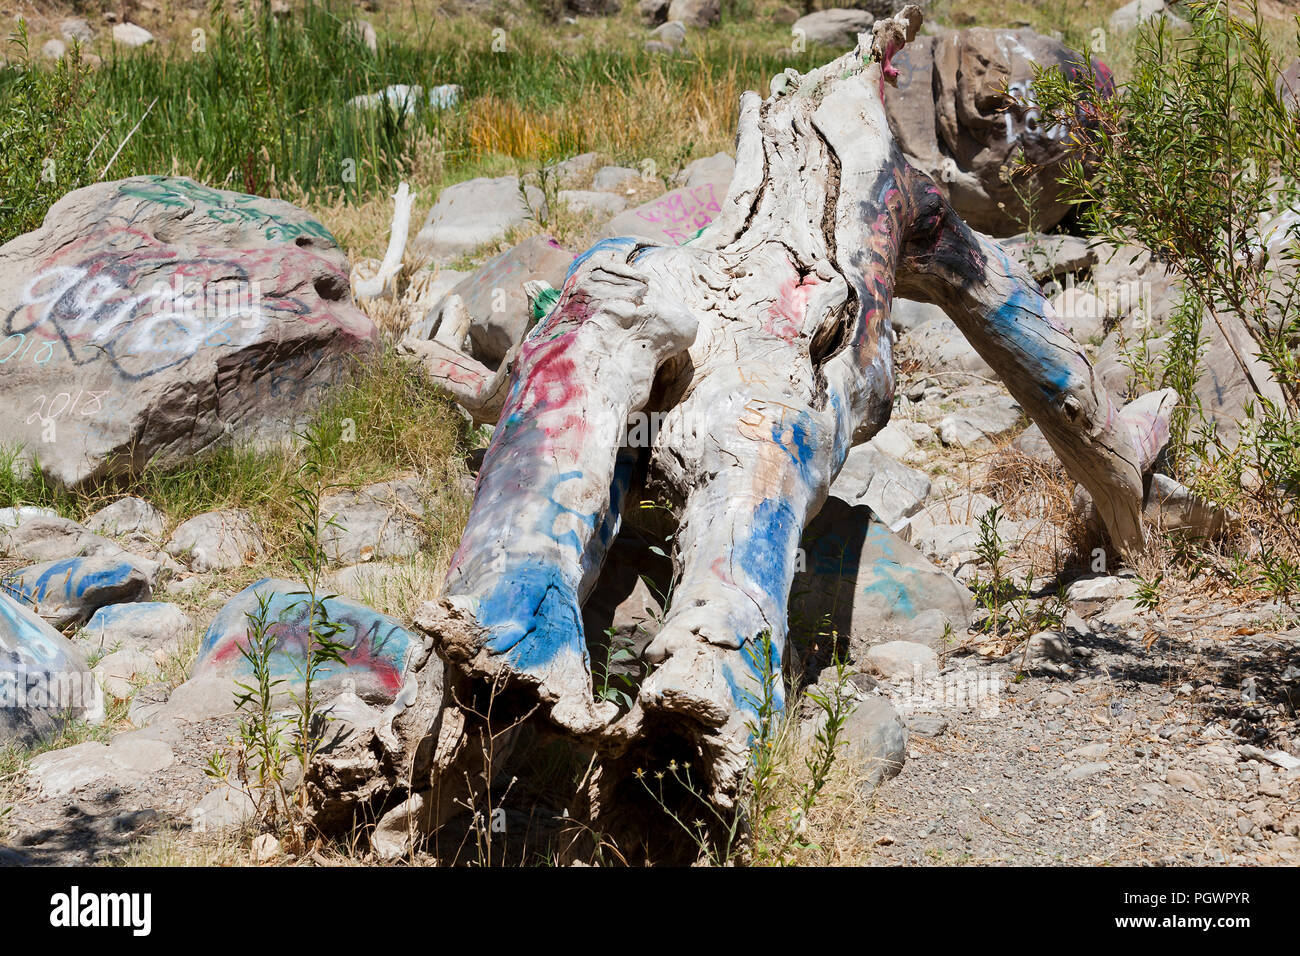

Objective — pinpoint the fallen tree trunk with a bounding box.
[339,6,1175,830]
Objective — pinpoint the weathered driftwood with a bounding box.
[394,6,1174,806]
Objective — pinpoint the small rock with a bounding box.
[867,422,917,461]
[85,496,167,538]
[413,176,547,263]
[111,23,154,47]
[83,601,191,658]
[906,714,948,738]
[191,787,258,832]
[557,189,629,218]
[41,38,67,60]
[840,697,907,790]
[937,395,1023,448]
[666,0,719,28]
[1067,575,1139,606]
[164,509,264,572]
[371,792,427,860]
[93,648,159,699]
[251,834,282,863]
[865,640,939,682]
[321,478,424,565]
[127,682,171,727]
[1020,631,1073,674]
[1164,764,1201,796]
[60,18,95,44]
[1110,0,1187,32]
[793,8,874,48]
[1065,761,1110,781]
[1070,742,1110,759]
[591,165,640,192]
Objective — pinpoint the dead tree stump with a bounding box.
[371,6,1175,818]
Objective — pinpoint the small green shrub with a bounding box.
[1035,0,1300,563]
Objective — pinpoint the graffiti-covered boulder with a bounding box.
[0,176,379,487]
[2,556,152,628]
[882,28,1113,236]
[600,179,729,246]
[192,578,430,705]
[789,496,974,655]
[0,591,101,744]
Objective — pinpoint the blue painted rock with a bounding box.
[789,495,974,652]
[0,591,100,744]
[0,176,379,487]
[1,514,161,581]
[84,601,192,655]
[2,556,152,628]
[194,579,426,703]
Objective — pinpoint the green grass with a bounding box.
[2,0,1221,253]
[1,1,831,246]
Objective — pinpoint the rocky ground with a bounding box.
[867,604,1300,866]
[6,578,1297,866]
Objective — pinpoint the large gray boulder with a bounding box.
[829,443,931,527]
[413,176,546,262]
[0,176,378,487]
[790,496,975,653]
[793,9,874,48]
